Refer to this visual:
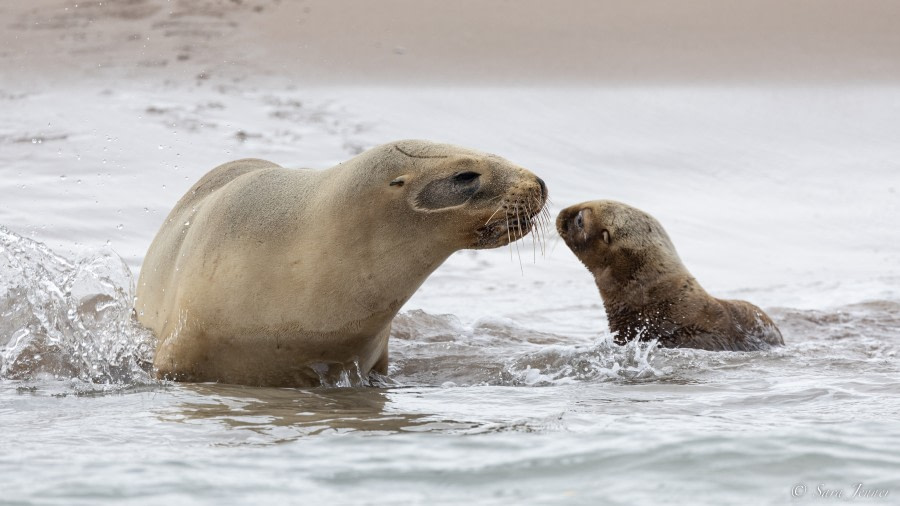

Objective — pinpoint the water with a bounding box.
[3,78,900,504]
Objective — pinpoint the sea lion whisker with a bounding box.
[528,197,545,259]
[537,211,549,257]
[536,222,547,261]
[525,202,538,263]
[513,207,524,274]
[506,212,513,261]
[538,196,550,255]
[485,202,506,226]
[527,194,548,258]
[515,202,525,240]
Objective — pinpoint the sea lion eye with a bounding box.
[453,171,480,183]
[575,210,585,229]
[601,229,610,244]
[414,172,481,210]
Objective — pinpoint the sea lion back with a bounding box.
[135,159,282,332]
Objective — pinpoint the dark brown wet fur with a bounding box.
[557,200,783,351]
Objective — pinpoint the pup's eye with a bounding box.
[601,229,611,244]
[575,210,585,229]
[453,171,480,183]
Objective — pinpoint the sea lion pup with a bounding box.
[136,140,548,387]
[556,200,783,351]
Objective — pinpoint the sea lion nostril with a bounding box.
[536,177,547,199]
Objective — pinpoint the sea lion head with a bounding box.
[556,200,681,281]
[370,140,548,250]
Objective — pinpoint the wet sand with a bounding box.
[3,0,900,87]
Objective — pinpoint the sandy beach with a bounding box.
[4,0,900,87]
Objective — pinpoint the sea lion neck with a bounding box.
[597,269,704,344]
[592,246,689,301]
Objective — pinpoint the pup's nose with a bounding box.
[536,177,547,200]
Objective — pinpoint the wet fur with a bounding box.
[557,200,783,351]
[136,140,547,386]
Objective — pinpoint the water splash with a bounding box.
[0,226,155,388]
[389,310,669,386]
[506,336,665,386]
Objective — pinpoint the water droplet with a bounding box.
[60,174,67,180]
[116,224,124,230]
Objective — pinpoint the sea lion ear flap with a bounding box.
[389,176,406,187]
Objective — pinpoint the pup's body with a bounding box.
[557,200,783,351]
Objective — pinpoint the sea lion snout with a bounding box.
[471,168,548,249]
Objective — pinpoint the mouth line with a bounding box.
[483,213,536,233]
[474,213,538,247]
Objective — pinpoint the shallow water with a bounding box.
[3,82,900,504]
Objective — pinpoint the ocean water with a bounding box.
[2,84,900,505]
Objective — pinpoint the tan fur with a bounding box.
[557,200,783,351]
[136,140,546,386]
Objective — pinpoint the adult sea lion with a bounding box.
[556,200,783,351]
[136,140,548,386]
